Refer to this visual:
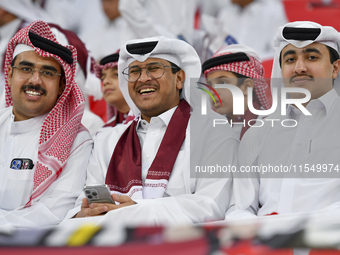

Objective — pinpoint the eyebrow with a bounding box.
[18,61,59,72]
[282,48,322,59]
[208,76,234,80]
[302,48,322,55]
[18,61,34,67]
[216,76,233,79]
[129,62,162,68]
[41,65,58,72]
[282,50,296,59]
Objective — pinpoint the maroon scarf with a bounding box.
[105,100,190,197]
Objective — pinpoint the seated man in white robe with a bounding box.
[232,21,340,218]
[0,20,93,228]
[66,36,238,226]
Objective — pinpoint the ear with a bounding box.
[58,77,66,96]
[239,78,254,96]
[332,59,340,79]
[7,66,13,87]
[175,69,185,90]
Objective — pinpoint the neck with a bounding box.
[108,13,121,22]
[141,114,151,123]
[236,0,253,8]
[114,102,130,115]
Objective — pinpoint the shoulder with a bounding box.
[70,124,94,153]
[239,112,279,165]
[0,107,12,125]
[94,121,133,146]
[189,109,239,142]
[0,107,11,116]
[81,110,105,136]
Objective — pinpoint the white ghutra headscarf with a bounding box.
[118,36,202,117]
[271,21,340,88]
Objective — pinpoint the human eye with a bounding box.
[285,57,296,63]
[42,70,54,77]
[218,79,229,84]
[147,64,162,72]
[112,70,119,77]
[308,55,318,60]
[20,66,32,73]
[129,67,140,74]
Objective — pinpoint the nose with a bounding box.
[293,57,307,74]
[102,77,110,87]
[137,67,152,83]
[28,69,43,84]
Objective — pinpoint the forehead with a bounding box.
[128,57,170,67]
[14,50,62,71]
[207,70,238,79]
[281,42,329,56]
[102,66,118,73]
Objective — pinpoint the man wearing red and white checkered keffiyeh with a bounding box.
[202,44,271,140]
[0,20,93,228]
[94,51,133,128]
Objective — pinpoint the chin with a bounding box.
[215,109,229,116]
[288,93,309,99]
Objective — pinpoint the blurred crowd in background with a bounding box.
[0,0,339,129]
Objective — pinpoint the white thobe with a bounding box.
[79,18,123,62]
[118,0,197,45]
[0,107,93,228]
[216,0,288,61]
[65,106,238,226]
[81,109,105,137]
[233,89,340,218]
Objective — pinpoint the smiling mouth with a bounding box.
[139,88,156,95]
[22,85,47,99]
[25,90,43,96]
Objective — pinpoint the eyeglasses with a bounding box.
[122,62,179,82]
[12,65,62,81]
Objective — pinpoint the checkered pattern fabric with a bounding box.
[204,50,270,110]
[4,20,85,207]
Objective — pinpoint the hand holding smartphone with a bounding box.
[83,184,115,204]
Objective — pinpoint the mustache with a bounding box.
[289,75,314,83]
[21,85,47,95]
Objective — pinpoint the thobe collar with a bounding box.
[137,105,178,131]
[10,107,47,134]
[287,88,338,118]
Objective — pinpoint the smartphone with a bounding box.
[10,158,34,170]
[83,184,115,204]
